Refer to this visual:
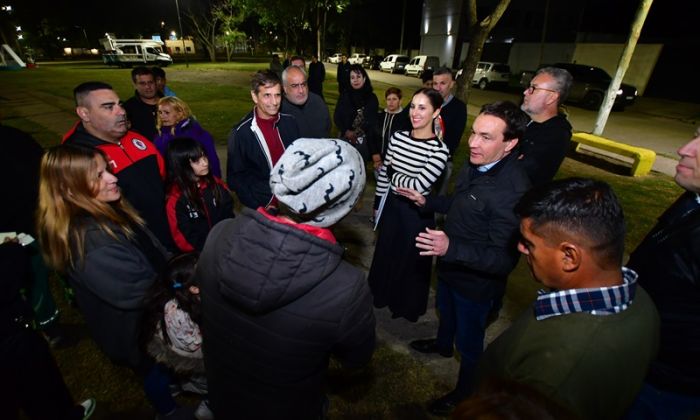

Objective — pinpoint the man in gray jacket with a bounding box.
[197,138,375,420]
[280,65,331,138]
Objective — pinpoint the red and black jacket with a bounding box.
[166,178,235,252]
[62,122,175,251]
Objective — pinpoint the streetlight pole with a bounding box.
[174,0,188,67]
[75,26,89,50]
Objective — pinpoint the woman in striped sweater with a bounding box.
[368,88,449,322]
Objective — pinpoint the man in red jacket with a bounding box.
[63,81,175,251]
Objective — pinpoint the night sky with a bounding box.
[5,0,697,50]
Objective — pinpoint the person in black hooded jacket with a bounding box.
[197,138,375,420]
[333,64,379,162]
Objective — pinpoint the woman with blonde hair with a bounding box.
[37,145,187,418]
[155,96,222,178]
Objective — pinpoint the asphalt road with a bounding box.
[329,63,700,175]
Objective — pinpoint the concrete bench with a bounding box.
[571,132,656,177]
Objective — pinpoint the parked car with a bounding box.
[379,54,410,74]
[363,55,383,70]
[521,63,638,111]
[348,53,366,65]
[327,53,343,64]
[404,55,440,77]
[470,62,511,89]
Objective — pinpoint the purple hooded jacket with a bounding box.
[155,117,222,178]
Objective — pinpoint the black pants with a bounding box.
[1,328,83,420]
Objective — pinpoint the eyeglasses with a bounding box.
[525,84,558,95]
[289,82,307,89]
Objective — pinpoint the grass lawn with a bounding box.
[1,62,683,419]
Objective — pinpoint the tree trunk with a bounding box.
[322,6,328,59]
[455,28,489,104]
[455,0,511,105]
[593,0,653,135]
[316,6,321,58]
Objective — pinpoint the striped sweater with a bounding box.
[375,130,449,199]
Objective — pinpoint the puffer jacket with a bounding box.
[68,218,168,369]
[196,208,376,420]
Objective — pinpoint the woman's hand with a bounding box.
[396,187,426,207]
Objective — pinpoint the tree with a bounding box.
[455,0,511,104]
[216,0,248,61]
[245,0,313,54]
[186,5,222,62]
[314,0,350,59]
[186,0,249,62]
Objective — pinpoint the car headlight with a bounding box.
[617,89,623,95]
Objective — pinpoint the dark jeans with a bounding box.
[435,280,493,397]
[138,362,178,415]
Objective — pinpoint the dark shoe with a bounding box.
[410,338,453,358]
[157,406,196,420]
[428,390,466,416]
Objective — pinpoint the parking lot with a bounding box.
[327,62,699,175]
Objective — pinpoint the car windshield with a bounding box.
[397,56,409,63]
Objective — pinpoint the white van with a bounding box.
[404,55,440,77]
[379,54,410,73]
[100,34,173,67]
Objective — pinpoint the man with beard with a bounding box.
[518,66,573,187]
[280,65,330,138]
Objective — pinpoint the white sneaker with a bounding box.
[79,398,96,419]
[194,400,214,420]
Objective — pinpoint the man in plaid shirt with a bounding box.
[475,178,659,420]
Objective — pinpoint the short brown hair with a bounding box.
[251,70,281,94]
[385,87,402,99]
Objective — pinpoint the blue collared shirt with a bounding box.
[534,267,638,321]
[478,159,500,172]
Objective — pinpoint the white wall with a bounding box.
[505,42,662,95]
[419,0,461,67]
[572,43,663,95]
[507,43,576,74]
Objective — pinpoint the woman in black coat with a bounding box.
[333,64,379,162]
[37,145,184,418]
